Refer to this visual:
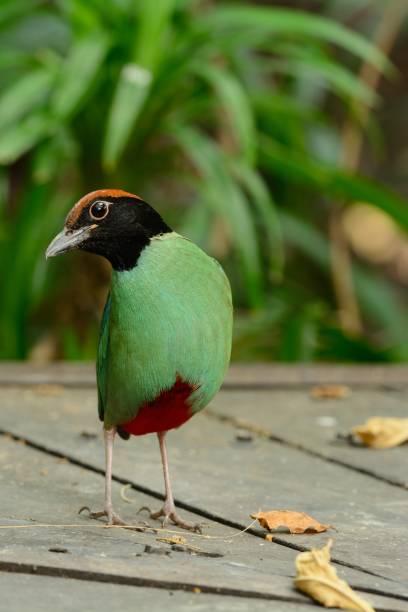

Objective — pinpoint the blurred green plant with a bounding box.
[0,0,407,361]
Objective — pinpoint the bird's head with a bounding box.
[45,189,171,270]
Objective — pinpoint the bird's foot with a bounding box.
[79,505,127,525]
[78,505,148,530]
[138,502,202,533]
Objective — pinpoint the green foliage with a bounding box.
[0,0,406,361]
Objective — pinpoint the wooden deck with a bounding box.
[0,363,407,611]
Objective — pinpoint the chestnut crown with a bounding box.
[46,189,171,270]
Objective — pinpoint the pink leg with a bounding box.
[140,431,201,532]
[79,427,126,525]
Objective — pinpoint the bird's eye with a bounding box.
[90,201,109,220]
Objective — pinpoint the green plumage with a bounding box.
[97,232,233,428]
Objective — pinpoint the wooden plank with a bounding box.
[1,435,395,610]
[225,364,408,389]
[209,388,408,488]
[0,434,305,604]
[0,362,407,388]
[0,362,94,387]
[3,575,405,612]
[0,573,317,612]
[0,386,407,596]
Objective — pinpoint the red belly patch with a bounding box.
[120,377,197,436]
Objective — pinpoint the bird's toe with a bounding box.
[78,505,129,527]
[169,511,202,533]
[137,505,154,516]
[139,505,202,532]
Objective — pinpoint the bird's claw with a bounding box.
[138,504,202,533]
[78,505,132,528]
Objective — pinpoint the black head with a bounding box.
[45,189,171,270]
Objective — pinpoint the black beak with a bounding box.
[45,226,92,258]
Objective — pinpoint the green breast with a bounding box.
[98,232,232,427]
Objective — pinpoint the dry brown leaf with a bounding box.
[352,417,408,449]
[265,534,274,542]
[295,540,374,612]
[157,535,187,546]
[310,385,351,399]
[251,510,330,534]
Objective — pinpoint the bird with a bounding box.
[46,189,233,531]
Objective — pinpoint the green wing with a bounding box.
[97,292,111,421]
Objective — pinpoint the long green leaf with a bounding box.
[0,184,50,357]
[102,0,177,168]
[230,159,284,280]
[278,303,322,362]
[265,41,378,106]
[52,33,109,119]
[179,199,212,246]
[261,138,408,232]
[266,56,378,106]
[0,68,54,130]
[32,130,76,183]
[201,6,391,73]
[1,13,69,54]
[133,0,177,70]
[194,62,257,163]
[174,125,264,307]
[0,48,32,70]
[0,114,52,164]
[0,0,42,26]
[103,63,152,170]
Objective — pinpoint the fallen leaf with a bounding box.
[265,534,274,542]
[310,385,351,399]
[251,510,330,534]
[352,417,408,449]
[157,535,187,546]
[295,540,374,612]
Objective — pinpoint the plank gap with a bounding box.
[0,563,308,606]
[205,410,408,492]
[1,428,405,593]
[0,564,405,611]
